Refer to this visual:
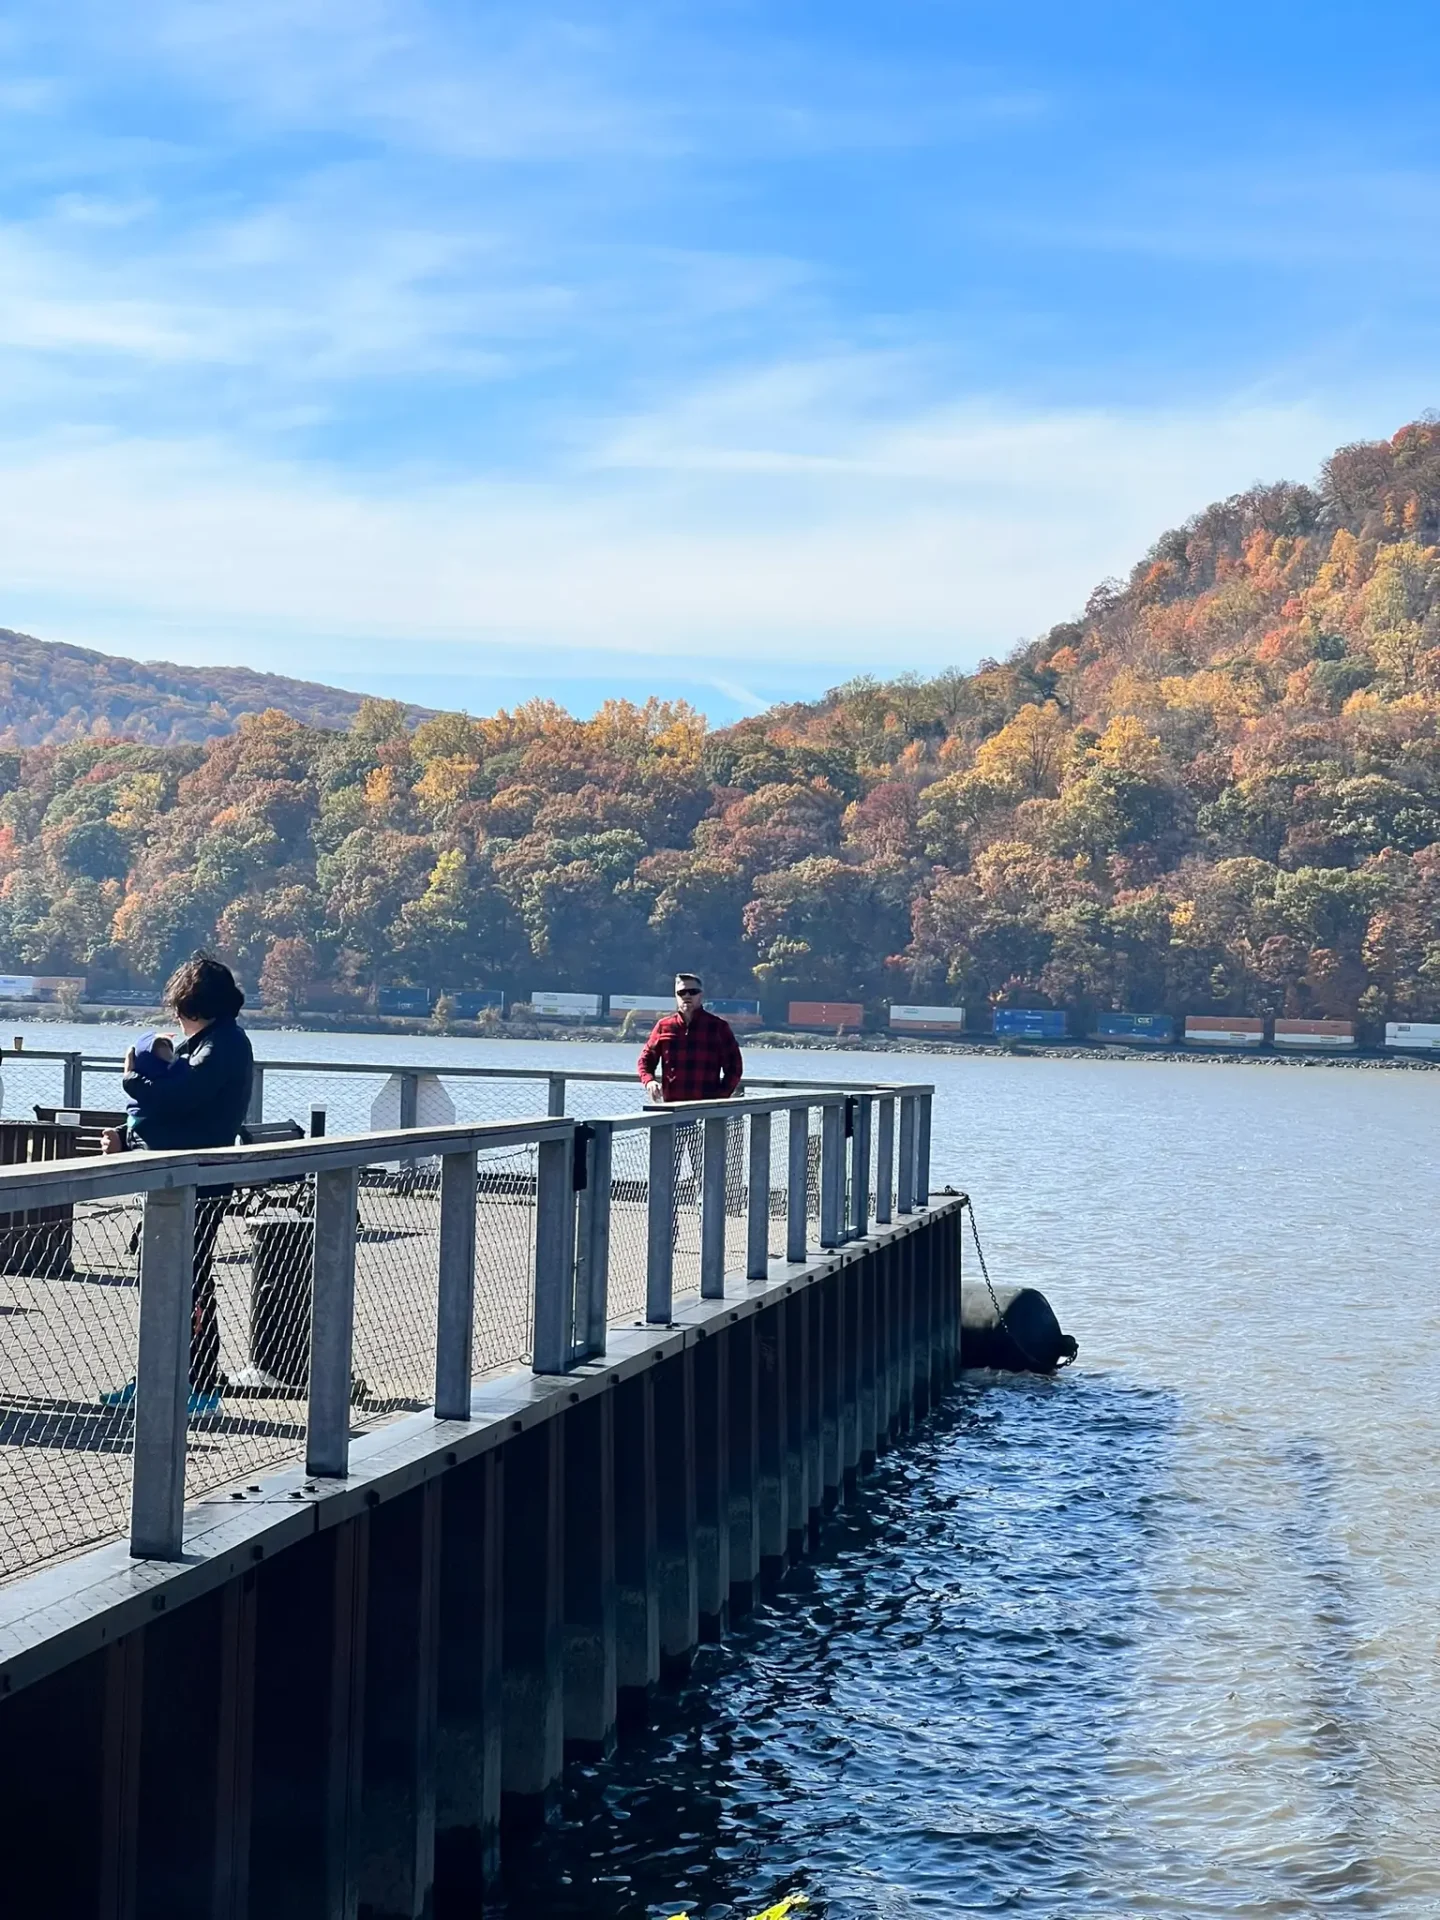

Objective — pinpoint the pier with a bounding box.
[0,1060,960,1918]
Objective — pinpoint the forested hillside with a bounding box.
[4,419,1440,1027]
[0,628,428,744]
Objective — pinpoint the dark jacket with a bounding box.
[121,1017,254,1152]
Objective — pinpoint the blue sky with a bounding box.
[1,2,1437,722]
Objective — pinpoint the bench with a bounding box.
[33,1106,127,1157]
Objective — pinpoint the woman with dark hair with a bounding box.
[119,951,253,1150]
[102,953,254,1414]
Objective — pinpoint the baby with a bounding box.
[101,1031,190,1153]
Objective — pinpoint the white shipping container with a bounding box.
[0,975,38,999]
[889,1004,966,1030]
[1385,1021,1440,1050]
[1273,1029,1356,1048]
[608,994,675,1016]
[530,989,602,1019]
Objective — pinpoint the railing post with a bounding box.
[647,1120,676,1324]
[129,1184,196,1559]
[746,1111,771,1280]
[819,1100,844,1249]
[399,1071,419,1130]
[62,1051,83,1109]
[897,1095,917,1215]
[547,1075,566,1117]
[849,1095,871,1241]
[533,1129,578,1374]
[575,1121,613,1360]
[916,1091,932,1206]
[307,1165,359,1476]
[786,1105,809,1264]
[245,1063,265,1127]
[875,1096,895,1225]
[435,1148,479,1420]
[700,1114,728,1299]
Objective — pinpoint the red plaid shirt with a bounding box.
[637,1007,744,1102]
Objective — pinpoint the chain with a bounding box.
[959,1194,1074,1371]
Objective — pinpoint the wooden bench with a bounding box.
[33,1106,127,1157]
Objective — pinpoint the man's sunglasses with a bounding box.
[676,987,702,997]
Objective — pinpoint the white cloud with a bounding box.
[0,386,1406,690]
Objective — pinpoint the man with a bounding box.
[637,973,744,1104]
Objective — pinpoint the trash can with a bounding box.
[236,1212,314,1393]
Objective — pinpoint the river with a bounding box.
[6,1026,1438,1914]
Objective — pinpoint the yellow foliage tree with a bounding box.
[973,702,1071,797]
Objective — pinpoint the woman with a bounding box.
[102,952,254,1414]
[114,951,254,1151]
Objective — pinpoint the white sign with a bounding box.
[889,1004,965,1028]
[531,990,602,1018]
[1385,1021,1440,1050]
[608,994,675,1015]
[368,1073,457,1132]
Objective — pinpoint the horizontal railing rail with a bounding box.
[0,1079,933,1582]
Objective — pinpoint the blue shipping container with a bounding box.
[993,1008,1068,1039]
[708,996,762,1019]
[444,988,504,1018]
[378,987,432,1016]
[1095,1012,1174,1042]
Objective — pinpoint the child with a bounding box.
[101,1031,190,1153]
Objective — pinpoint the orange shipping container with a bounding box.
[788,1000,865,1030]
[1185,1015,1264,1046]
[1273,1018,1355,1047]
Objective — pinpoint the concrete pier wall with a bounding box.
[0,1198,962,1920]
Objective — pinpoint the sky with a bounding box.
[1,2,1438,724]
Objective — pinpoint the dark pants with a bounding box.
[190,1192,230,1393]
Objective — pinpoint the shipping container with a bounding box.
[1094,1012,1174,1044]
[377,986,432,1017]
[708,996,762,1027]
[0,975,39,1000]
[993,1008,1068,1039]
[530,989,602,1020]
[607,993,676,1020]
[787,1000,865,1031]
[1272,1018,1355,1048]
[443,988,504,1019]
[889,1003,966,1033]
[1384,1020,1440,1050]
[1184,1015,1264,1046]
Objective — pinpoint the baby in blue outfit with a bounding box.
[123,1031,190,1146]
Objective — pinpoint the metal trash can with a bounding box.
[235,1212,313,1393]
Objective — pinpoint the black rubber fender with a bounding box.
[960,1282,1078,1373]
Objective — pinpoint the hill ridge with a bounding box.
[0,626,431,745]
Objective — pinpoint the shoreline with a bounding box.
[7,1002,1438,1071]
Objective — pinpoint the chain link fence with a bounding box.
[0,1075,929,1588]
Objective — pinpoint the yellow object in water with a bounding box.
[664,1896,809,1920]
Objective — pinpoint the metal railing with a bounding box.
[0,1080,933,1583]
[0,1046,906,1138]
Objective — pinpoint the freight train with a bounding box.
[73,971,1434,1053]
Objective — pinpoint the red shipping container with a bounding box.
[788,1000,865,1030]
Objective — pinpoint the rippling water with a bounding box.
[10,1026,1439,1913]
[495,1045,1437,1919]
